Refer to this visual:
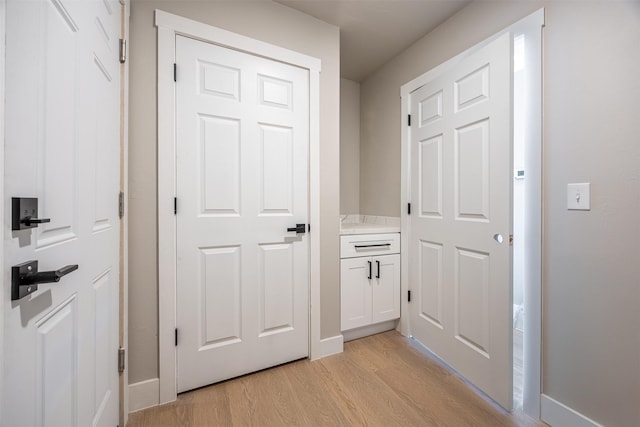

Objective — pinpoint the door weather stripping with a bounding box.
[119,39,127,64]
[118,347,125,373]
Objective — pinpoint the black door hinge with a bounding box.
[174,197,177,215]
[408,290,412,302]
[118,192,124,219]
[175,328,178,346]
[118,347,125,373]
[407,203,411,215]
[173,63,177,82]
[119,39,127,64]
[408,115,411,126]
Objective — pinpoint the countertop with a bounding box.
[340,222,400,235]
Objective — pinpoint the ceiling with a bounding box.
[274,0,472,82]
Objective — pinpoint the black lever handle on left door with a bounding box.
[11,260,79,300]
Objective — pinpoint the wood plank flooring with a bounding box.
[127,331,544,427]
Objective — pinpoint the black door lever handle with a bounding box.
[20,216,51,227]
[287,224,307,234]
[11,261,79,300]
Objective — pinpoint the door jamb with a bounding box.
[155,10,322,404]
[0,0,6,414]
[118,0,130,425]
[399,9,544,420]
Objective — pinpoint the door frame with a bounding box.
[119,0,130,425]
[155,10,322,404]
[0,0,5,415]
[399,9,544,419]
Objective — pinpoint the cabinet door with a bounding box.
[372,254,401,323]
[341,257,373,331]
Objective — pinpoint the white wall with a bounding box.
[128,0,340,385]
[340,78,360,214]
[360,1,640,425]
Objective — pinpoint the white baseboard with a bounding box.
[317,334,344,358]
[541,394,602,427]
[129,378,160,413]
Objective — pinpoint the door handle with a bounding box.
[287,224,307,234]
[11,197,51,230]
[367,260,372,280]
[11,260,79,300]
[376,260,381,279]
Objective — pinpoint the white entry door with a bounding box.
[176,36,309,393]
[408,33,512,409]
[4,0,121,426]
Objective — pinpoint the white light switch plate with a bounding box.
[567,183,590,210]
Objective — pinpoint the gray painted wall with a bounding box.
[128,0,340,384]
[340,78,360,214]
[359,1,640,425]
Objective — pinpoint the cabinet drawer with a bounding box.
[340,233,400,258]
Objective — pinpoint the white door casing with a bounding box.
[175,35,310,392]
[407,33,512,409]
[4,0,121,425]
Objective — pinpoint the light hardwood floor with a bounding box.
[128,331,544,427]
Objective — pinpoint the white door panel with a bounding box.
[4,0,121,426]
[176,36,309,393]
[409,33,512,409]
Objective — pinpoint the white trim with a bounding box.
[156,10,323,404]
[154,10,320,73]
[119,1,131,425]
[541,394,603,427]
[318,335,344,358]
[399,8,544,420]
[128,379,160,413]
[0,0,6,416]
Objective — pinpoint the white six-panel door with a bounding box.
[175,35,309,393]
[409,33,512,409]
[4,0,121,425]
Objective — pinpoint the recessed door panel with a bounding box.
[455,248,490,357]
[201,115,241,216]
[259,124,293,215]
[419,135,443,218]
[455,64,489,111]
[38,0,80,248]
[200,61,241,101]
[419,90,443,127]
[455,119,490,221]
[200,246,242,347]
[259,243,294,335]
[36,297,78,427]
[259,75,293,110]
[418,241,444,329]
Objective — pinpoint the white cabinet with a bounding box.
[340,233,400,332]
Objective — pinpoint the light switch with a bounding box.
[567,183,590,210]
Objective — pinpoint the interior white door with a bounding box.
[176,35,309,393]
[408,33,512,409]
[4,0,121,426]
